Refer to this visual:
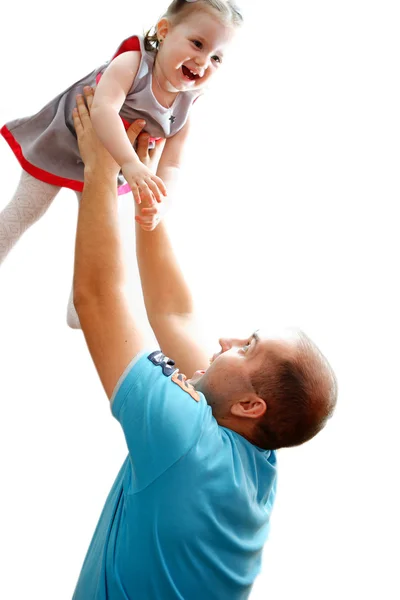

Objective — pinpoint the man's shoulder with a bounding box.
[111,349,209,433]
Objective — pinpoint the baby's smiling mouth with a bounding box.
[182,65,200,80]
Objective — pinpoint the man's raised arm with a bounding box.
[134,136,210,376]
[73,88,146,399]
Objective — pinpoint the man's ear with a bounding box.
[157,18,170,41]
[231,396,267,419]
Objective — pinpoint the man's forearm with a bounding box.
[156,165,180,199]
[135,219,193,319]
[74,166,124,301]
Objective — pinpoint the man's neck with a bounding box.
[217,416,256,445]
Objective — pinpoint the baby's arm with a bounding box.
[136,119,191,230]
[91,52,139,167]
[90,52,166,204]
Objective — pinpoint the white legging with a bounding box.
[0,170,81,328]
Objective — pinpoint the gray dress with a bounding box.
[1,35,200,194]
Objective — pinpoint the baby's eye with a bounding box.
[242,341,251,352]
[212,55,221,64]
[192,40,203,49]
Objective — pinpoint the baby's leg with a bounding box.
[66,191,82,330]
[0,171,61,266]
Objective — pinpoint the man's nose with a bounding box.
[220,337,253,352]
[218,338,232,352]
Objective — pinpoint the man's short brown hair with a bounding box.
[251,331,337,450]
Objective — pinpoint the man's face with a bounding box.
[189,328,299,419]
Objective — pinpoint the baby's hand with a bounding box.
[122,161,167,205]
[135,195,163,231]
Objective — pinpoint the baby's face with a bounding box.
[157,9,235,92]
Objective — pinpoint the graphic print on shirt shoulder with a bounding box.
[147,351,176,377]
[171,371,200,402]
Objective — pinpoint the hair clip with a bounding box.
[185,0,199,3]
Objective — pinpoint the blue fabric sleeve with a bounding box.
[110,350,209,492]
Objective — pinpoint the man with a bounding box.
[72,87,337,599]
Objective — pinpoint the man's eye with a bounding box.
[192,40,202,49]
[212,55,221,64]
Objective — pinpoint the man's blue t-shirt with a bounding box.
[73,350,277,600]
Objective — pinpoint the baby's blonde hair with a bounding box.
[144,0,243,53]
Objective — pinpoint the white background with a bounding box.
[0,1,399,598]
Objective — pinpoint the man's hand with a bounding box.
[135,132,166,172]
[74,88,124,177]
[73,86,165,179]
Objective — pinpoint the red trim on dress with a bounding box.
[1,125,132,195]
[111,35,141,60]
[1,125,84,192]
